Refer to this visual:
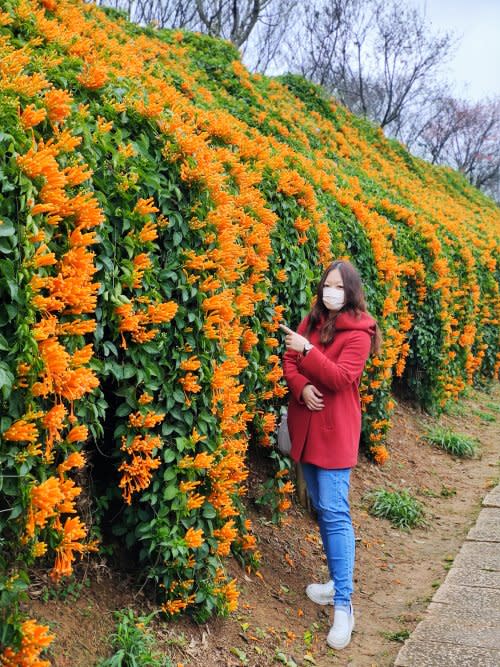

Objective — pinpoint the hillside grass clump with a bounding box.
[423,426,480,458]
[366,488,426,530]
[0,0,499,659]
[97,609,169,667]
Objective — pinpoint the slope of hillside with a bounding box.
[0,0,499,660]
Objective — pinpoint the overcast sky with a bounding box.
[418,0,500,101]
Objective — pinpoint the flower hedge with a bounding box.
[0,0,499,660]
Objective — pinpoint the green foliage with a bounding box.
[423,426,479,458]
[97,609,171,667]
[366,488,426,529]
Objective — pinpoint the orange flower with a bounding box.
[134,197,159,216]
[186,492,205,511]
[138,392,154,405]
[118,434,163,503]
[3,419,38,443]
[132,253,152,287]
[44,88,73,124]
[147,301,178,323]
[138,220,158,243]
[20,104,47,129]
[77,63,109,90]
[58,452,86,475]
[371,445,389,465]
[27,477,64,538]
[42,403,67,460]
[50,516,97,582]
[184,527,204,549]
[179,372,202,393]
[66,424,89,443]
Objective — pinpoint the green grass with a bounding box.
[473,409,497,423]
[382,629,411,642]
[484,401,500,413]
[423,426,479,458]
[366,488,426,530]
[96,609,171,667]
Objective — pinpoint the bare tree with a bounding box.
[91,0,198,27]
[416,96,500,196]
[92,0,295,67]
[133,0,199,28]
[241,0,298,73]
[193,0,270,46]
[287,0,455,137]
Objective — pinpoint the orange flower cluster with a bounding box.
[20,103,47,129]
[8,46,104,625]
[77,62,108,89]
[115,299,178,347]
[23,451,96,581]
[51,515,98,582]
[3,419,39,443]
[213,519,238,556]
[0,618,54,667]
[184,526,204,549]
[213,576,239,613]
[118,433,163,504]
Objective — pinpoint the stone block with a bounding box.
[483,486,500,508]
[453,541,500,571]
[467,508,500,542]
[395,641,500,666]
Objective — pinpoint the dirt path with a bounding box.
[28,383,500,666]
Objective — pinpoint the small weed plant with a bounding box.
[97,608,171,667]
[382,629,411,642]
[424,426,479,458]
[366,488,425,530]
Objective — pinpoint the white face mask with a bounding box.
[323,286,345,311]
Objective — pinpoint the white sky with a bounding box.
[417,0,500,101]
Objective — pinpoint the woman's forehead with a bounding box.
[325,268,342,283]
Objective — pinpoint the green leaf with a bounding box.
[0,220,15,237]
[163,484,178,501]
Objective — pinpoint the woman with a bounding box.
[280,259,381,650]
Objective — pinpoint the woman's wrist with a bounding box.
[303,342,314,355]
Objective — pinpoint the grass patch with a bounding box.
[97,608,171,667]
[423,426,479,458]
[382,629,411,642]
[366,488,426,529]
[473,409,497,423]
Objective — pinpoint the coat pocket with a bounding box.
[319,406,335,430]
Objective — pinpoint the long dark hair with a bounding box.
[305,259,382,356]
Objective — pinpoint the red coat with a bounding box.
[283,310,376,469]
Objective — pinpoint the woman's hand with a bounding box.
[302,384,324,411]
[279,324,309,353]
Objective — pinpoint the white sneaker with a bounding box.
[305,579,334,605]
[326,604,355,649]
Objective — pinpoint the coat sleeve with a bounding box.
[282,316,311,404]
[298,330,371,392]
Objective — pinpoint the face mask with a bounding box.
[323,286,345,311]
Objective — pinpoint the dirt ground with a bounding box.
[28,382,500,667]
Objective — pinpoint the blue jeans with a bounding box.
[301,463,354,609]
